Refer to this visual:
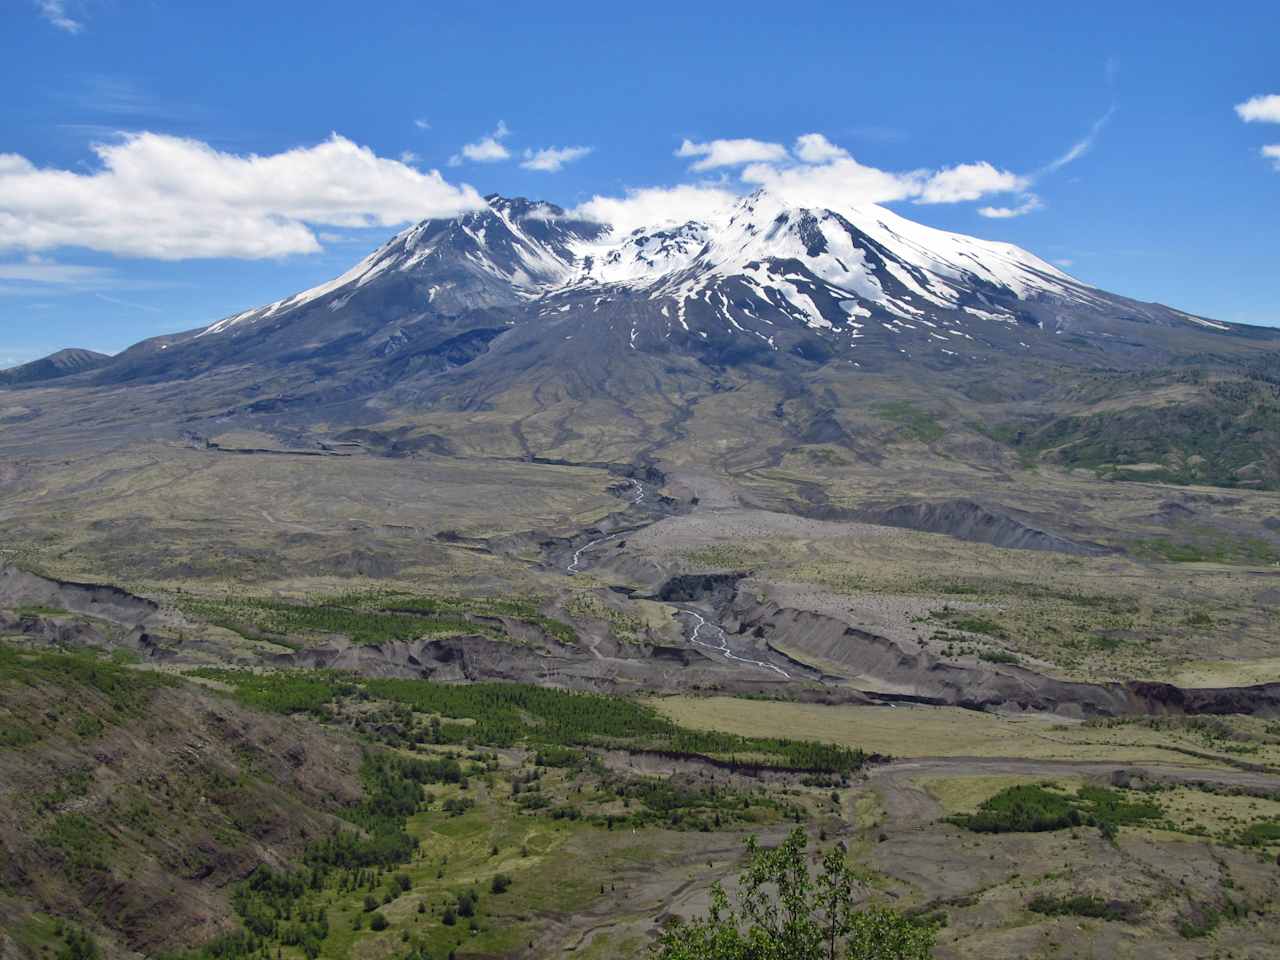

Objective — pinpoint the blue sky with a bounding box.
[1,0,1277,367]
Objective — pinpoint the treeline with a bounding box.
[179,595,477,646]
[363,678,866,773]
[201,669,867,774]
[191,668,357,715]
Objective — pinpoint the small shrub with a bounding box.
[1240,821,1280,846]
[947,785,1080,833]
[1028,894,1136,922]
[456,891,476,918]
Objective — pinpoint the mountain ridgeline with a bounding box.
[6,192,1280,488]
[0,349,111,386]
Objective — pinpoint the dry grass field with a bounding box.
[650,696,1280,769]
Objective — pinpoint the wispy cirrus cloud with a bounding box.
[520,145,592,173]
[0,255,113,285]
[1041,106,1116,174]
[73,75,158,115]
[94,292,161,313]
[50,75,197,137]
[35,0,82,33]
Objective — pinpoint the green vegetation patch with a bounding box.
[0,718,39,747]
[1130,535,1280,565]
[1028,893,1138,922]
[162,748,480,960]
[190,668,357,716]
[876,400,945,443]
[977,649,1020,664]
[654,827,936,959]
[41,813,117,880]
[380,593,578,646]
[1178,897,1251,939]
[925,578,1140,614]
[947,783,1163,835]
[0,644,176,734]
[179,590,578,647]
[997,377,1280,490]
[1239,820,1280,847]
[196,669,867,774]
[13,605,72,617]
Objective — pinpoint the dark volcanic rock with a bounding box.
[853,499,1110,556]
[0,565,159,625]
[653,573,749,604]
[723,588,1280,720]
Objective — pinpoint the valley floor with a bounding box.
[2,435,1280,959]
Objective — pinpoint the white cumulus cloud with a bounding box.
[741,152,1026,209]
[676,137,789,171]
[1235,95,1280,171]
[1236,94,1280,124]
[792,133,848,164]
[572,184,737,234]
[741,155,924,207]
[520,145,592,173]
[577,134,1033,234]
[450,121,512,165]
[917,162,1030,204]
[0,132,486,260]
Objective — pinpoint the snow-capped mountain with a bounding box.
[183,190,1239,373]
[200,197,605,339]
[60,187,1274,411]
[9,190,1278,479]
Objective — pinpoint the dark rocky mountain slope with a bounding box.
[0,348,111,386]
[5,192,1280,487]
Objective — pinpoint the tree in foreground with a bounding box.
[654,828,935,960]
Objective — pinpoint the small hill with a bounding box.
[0,349,112,386]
